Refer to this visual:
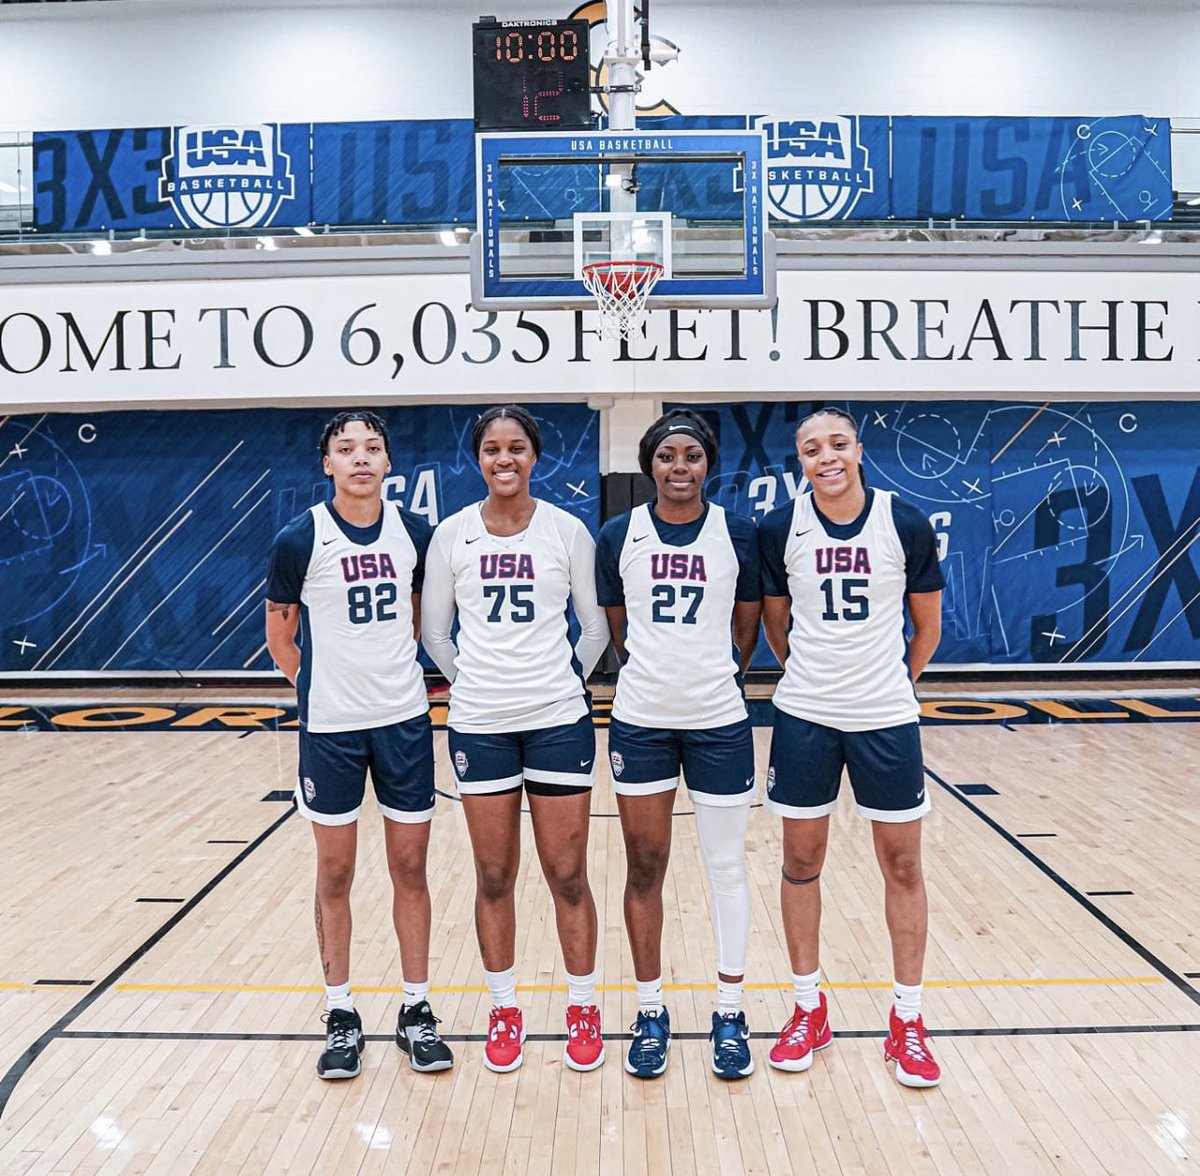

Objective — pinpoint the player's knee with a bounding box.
[387,854,429,894]
[543,860,588,906]
[475,862,517,903]
[782,849,824,881]
[878,849,924,889]
[703,851,747,893]
[316,860,355,900]
[625,845,669,895]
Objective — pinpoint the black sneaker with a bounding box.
[317,1007,364,1080]
[396,1000,455,1073]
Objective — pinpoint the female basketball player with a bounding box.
[421,405,610,1073]
[759,406,945,1088]
[265,410,453,1082]
[596,411,761,1081]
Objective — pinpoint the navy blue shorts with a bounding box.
[764,709,929,822]
[448,714,595,796]
[608,717,755,807]
[297,714,435,826]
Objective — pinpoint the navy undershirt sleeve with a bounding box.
[758,501,794,597]
[892,497,946,593]
[265,512,314,603]
[595,513,632,607]
[726,513,762,602]
[397,507,435,593]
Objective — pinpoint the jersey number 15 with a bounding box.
[819,577,869,622]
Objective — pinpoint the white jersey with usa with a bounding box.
[270,503,429,734]
[607,503,748,729]
[421,500,608,734]
[762,488,944,732]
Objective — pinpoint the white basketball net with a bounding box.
[581,260,663,341]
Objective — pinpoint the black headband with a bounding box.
[649,421,710,451]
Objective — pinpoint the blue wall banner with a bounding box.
[311,119,475,227]
[670,399,1200,666]
[34,114,1172,234]
[33,123,313,233]
[1,405,598,672]
[889,115,1172,222]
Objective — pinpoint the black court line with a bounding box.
[0,805,296,1123]
[54,1023,1200,1044]
[1017,833,1057,839]
[927,766,1200,1011]
[136,898,185,904]
[33,980,92,987]
[1086,890,1134,897]
[207,839,249,845]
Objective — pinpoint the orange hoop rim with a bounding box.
[581,259,664,291]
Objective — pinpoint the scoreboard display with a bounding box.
[472,18,592,132]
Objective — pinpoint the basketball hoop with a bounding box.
[581,260,663,341]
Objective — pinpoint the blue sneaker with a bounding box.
[625,1007,671,1078]
[710,1011,754,1079]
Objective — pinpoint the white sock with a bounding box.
[894,980,923,1021]
[793,969,822,1012]
[325,980,354,1013]
[485,967,517,1010]
[402,980,430,1008]
[566,970,596,1007]
[716,978,743,1018]
[636,977,663,1015]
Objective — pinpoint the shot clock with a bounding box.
[472,17,593,131]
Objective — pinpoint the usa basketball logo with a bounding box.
[766,766,776,792]
[756,116,873,221]
[159,124,295,230]
[610,751,624,778]
[302,777,316,803]
[454,750,469,778]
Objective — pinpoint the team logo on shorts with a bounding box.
[453,750,469,778]
[766,766,776,792]
[159,124,295,230]
[610,750,624,778]
[302,776,316,803]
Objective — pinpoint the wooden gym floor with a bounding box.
[0,687,1198,1174]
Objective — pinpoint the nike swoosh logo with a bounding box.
[794,529,811,538]
[322,538,337,545]
[632,535,647,543]
[916,789,925,801]
[465,536,481,544]
[580,759,592,768]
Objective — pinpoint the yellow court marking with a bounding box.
[83,975,1170,996]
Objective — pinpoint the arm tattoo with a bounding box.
[267,601,293,619]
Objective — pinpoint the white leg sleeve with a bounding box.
[693,799,751,977]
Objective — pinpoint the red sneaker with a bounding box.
[883,1006,941,1087]
[768,992,833,1072]
[564,1004,606,1072]
[484,1006,525,1073]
